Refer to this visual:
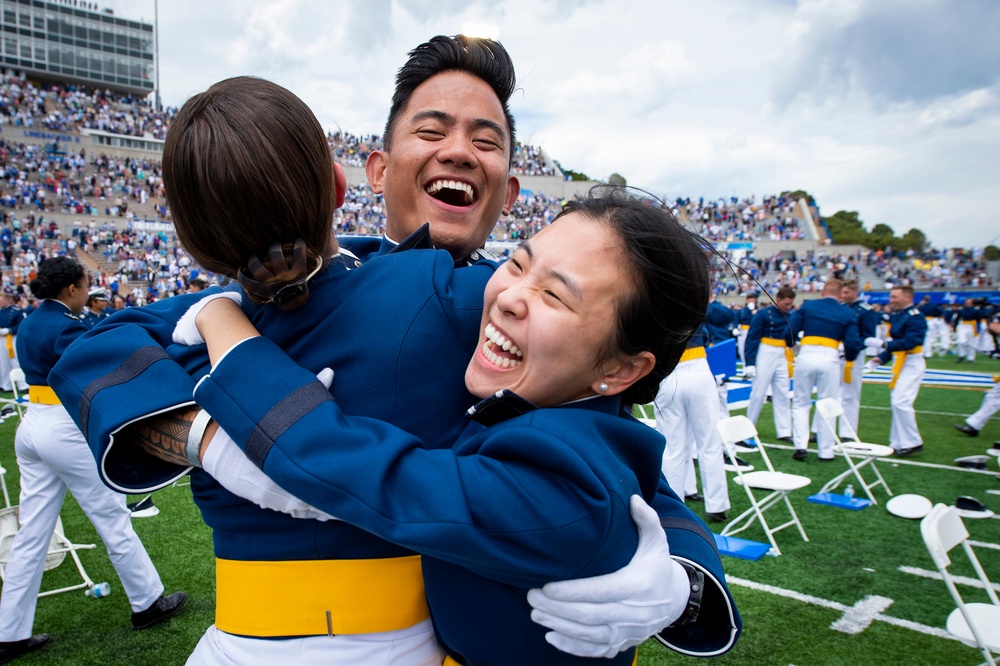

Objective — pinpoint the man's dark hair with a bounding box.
[776,286,796,300]
[384,35,517,165]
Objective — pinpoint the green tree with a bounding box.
[824,210,868,245]
[899,228,928,253]
[868,223,898,250]
[607,173,627,187]
[984,245,1000,261]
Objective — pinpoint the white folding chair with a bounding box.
[6,368,28,420]
[716,415,811,556]
[814,398,894,503]
[0,506,101,598]
[920,503,1000,665]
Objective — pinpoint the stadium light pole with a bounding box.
[154,0,161,112]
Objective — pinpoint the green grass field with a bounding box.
[1,355,998,665]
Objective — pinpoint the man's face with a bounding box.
[889,289,912,311]
[91,298,107,313]
[113,296,125,309]
[368,70,520,260]
[775,297,794,314]
[841,286,859,303]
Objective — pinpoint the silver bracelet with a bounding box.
[186,409,213,468]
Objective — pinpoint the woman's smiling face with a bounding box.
[464,212,634,407]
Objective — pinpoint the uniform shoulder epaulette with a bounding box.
[63,312,81,320]
[859,302,872,310]
[908,308,921,316]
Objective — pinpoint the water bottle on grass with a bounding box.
[86,582,111,598]
[844,484,855,500]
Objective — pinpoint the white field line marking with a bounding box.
[898,566,1000,593]
[830,595,894,634]
[858,404,1000,420]
[759,442,1000,475]
[725,576,955,640]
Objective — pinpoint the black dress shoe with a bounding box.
[685,493,704,503]
[705,511,728,522]
[792,449,807,461]
[808,433,818,444]
[0,635,50,664]
[894,445,924,457]
[132,591,187,630]
[777,436,795,445]
[736,439,757,449]
[952,423,979,437]
[724,454,752,468]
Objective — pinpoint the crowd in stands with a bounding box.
[0,76,996,310]
[677,194,807,243]
[1,76,177,140]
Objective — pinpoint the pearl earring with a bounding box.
[598,382,609,393]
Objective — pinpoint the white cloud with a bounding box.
[96,0,1000,248]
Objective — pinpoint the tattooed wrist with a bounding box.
[125,408,200,467]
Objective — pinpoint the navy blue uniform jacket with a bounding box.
[50,245,739,658]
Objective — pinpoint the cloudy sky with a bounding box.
[103,0,999,248]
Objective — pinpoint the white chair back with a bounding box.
[920,504,1000,664]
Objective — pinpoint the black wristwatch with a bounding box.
[671,560,705,626]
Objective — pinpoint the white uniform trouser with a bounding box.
[736,329,748,364]
[792,345,841,459]
[923,319,935,358]
[889,355,925,451]
[186,619,443,666]
[654,358,730,514]
[956,322,976,362]
[746,345,791,438]
[839,356,864,438]
[932,318,950,356]
[0,403,163,641]
[977,322,996,353]
[966,380,1000,432]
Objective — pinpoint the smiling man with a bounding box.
[366,37,521,262]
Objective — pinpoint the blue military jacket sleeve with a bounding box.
[49,290,217,492]
[743,309,766,367]
[195,335,651,587]
[651,476,741,655]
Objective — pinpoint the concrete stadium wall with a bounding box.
[0,124,164,161]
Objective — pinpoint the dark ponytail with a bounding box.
[29,257,85,300]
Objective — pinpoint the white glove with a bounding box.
[0,328,8,335]
[864,359,882,373]
[743,365,756,379]
[731,328,740,336]
[203,426,338,521]
[201,368,336,521]
[172,291,243,345]
[864,337,884,349]
[526,496,690,658]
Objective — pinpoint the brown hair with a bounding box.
[162,77,336,284]
[775,286,796,300]
[892,285,915,298]
[822,279,843,296]
[842,279,858,290]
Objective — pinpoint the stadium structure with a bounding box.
[0,0,153,97]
